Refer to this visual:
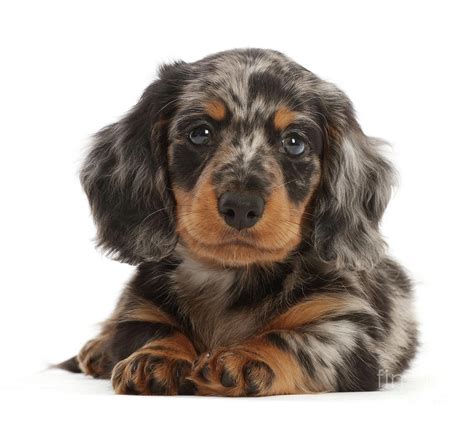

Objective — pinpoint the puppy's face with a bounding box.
[166,52,325,266]
[82,49,393,270]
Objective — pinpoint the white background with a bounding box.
[1,0,473,421]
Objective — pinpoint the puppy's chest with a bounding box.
[171,259,261,352]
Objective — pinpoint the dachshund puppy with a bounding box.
[58,49,418,396]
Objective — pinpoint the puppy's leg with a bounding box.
[111,330,197,395]
[76,335,113,378]
[189,336,307,396]
[73,295,199,394]
[75,320,198,394]
[190,293,389,396]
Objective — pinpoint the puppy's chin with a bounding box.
[177,226,300,267]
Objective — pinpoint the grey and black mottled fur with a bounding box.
[58,49,418,396]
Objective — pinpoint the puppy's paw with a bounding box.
[111,350,196,395]
[189,349,275,396]
[77,337,110,378]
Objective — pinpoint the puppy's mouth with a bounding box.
[185,230,283,253]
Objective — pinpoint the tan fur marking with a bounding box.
[175,180,300,266]
[240,337,311,394]
[274,107,296,131]
[142,333,197,360]
[205,99,227,121]
[266,295,348,330]
[115,299,176,327]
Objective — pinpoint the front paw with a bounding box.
[188,349,275,396]
[77,337,110,378]
[111,350,196,395]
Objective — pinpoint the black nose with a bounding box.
[218,192,265,230]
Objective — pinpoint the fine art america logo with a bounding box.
[378,369,403,389]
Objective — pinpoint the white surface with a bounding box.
[1,0,473,422]
[0,366,459,422]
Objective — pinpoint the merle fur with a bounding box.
[58,49,418,395]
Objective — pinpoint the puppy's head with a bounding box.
[81,49,394,269]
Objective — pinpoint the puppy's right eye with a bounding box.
[189,125,211,145]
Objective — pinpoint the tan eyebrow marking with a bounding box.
[274,107,296,131]
[205,99,227,121]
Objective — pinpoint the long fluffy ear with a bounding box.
[80,62,189,264]
[312,82,396,270]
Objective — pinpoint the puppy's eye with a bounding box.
[282,135,305,156]
[189,125,211,145]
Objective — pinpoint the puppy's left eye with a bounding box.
[189,125,211,145]
[282,135,305,156]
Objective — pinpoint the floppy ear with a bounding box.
[80,62,189,264]
[312,82,395,270]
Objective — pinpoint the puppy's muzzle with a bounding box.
[218,192,264,230]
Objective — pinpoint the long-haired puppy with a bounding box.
[58,49,418,396]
